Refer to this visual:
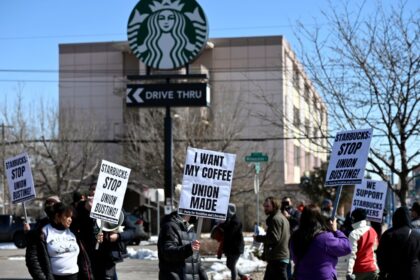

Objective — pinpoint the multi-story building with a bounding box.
[59,35,328,229]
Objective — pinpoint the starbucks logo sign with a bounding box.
[127,0,209,70]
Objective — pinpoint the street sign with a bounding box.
[126,83,209,107]
[245,152,268,162]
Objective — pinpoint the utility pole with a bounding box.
[1,124,13,214]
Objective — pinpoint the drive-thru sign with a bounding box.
[126,83,209,107]
[178,147,236,220]
[325,128,373,186]
[90,160,131,224]
[4,152,35,204]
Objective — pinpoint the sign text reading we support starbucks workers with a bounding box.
[179,147,236,220]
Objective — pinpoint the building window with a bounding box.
[305,118,310,136]
[304,85,310,105]
[294,145,301,167]
[313,129,318,144]
[293,65,300,90]
[305,152,310,171]
[313,96,318,111]
[293,106,300,128]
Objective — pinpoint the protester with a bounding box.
[296,201,305,213]
[410,201,420,232]
[71,190,85,209]
[345,208,378,280]
[26,195,62,278]
[157,211,208,280]
[281,196,301,232]
[371,208,387,240]
[290,204,351,280]
[376,206,420,280]
[321,198,333,218]
[71,184,135,280]
[27,202,93,280]
[218,203,247,280]
[254,196,290,280]
[281,196,301,278]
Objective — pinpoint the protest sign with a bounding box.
[351,180,387,223]
[4,152,35,204]
[178,147,236,220]
[90,160,131,224]
[325,128,373,186]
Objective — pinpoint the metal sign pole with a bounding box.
[255,163,260,228]
[331,185,343,219]
[196,217,203,239]
[156,190,160,234]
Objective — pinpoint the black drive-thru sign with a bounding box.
[126,83,209,107]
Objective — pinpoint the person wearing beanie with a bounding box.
[219,203,246,280]
[157,210,208,280]
[346,208,378,280]
[410,202,420,232]
[321,198,333,218]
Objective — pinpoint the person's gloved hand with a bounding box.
[346,274,355,280]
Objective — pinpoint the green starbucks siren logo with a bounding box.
[127,0,209,70]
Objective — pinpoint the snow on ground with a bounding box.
[1,233,266,279]
[0,242,18,250]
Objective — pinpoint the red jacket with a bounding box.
[347,220,378,274]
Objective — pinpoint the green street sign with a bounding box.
[245,152,268,162]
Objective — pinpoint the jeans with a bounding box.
[264,259,288,280]
[226,254,241,280]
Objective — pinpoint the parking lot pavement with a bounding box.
[0,244,349,280]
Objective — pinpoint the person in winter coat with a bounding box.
[27,202,93,280]
[290,204,351,280]
[26,196,93,280]
[376,206,420,280]
[254,196,290,280]
[410,202,420,233]
[345,208,378,280]
[157,211,208,280]
[71,184,135,280]
[219,203,245,280]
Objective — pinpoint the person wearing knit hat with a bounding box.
[410,201,420,232]
[219,203,247,280]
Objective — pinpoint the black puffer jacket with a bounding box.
[220,214,244,256]
[25,219,94,280]
[376,206,420,280]
[157,211,208,280]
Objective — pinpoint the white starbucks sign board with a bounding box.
[178,147,236,220]
[90,160,131,224]
[4,152,36,204]
[325,128,373,187]
[127,0,209,70]
[351,180,387,223]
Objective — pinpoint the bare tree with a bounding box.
[295,1,419,204]
[1,92,100,204]
[122,89,249,191]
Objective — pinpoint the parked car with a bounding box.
[126,213,150,245]
[0,214,37,248]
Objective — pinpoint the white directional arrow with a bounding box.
[133,87,144,103]
[126,87,144,104]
